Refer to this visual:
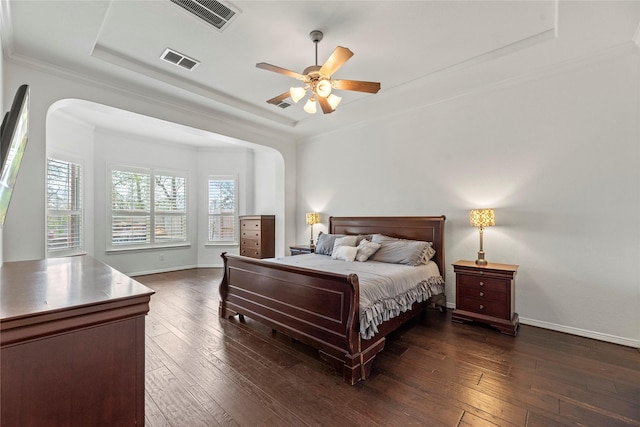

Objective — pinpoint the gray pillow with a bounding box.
[370,234,435,266]
[314,232,345,255]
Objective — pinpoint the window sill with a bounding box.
[106,243,191,254]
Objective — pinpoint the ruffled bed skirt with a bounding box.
[360,276,445,339]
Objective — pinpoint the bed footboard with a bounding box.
[220,253,385,384]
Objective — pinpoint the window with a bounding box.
[109,166,187,249]
[207,176,237,243]
[47,157,83,256]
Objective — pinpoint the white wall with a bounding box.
[297,47,640,347]
[1,61,296,263]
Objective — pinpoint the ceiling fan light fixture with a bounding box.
[315,79,332,98]
[327,93,342,110]
[290,86,306,103]
[304,97,317,114]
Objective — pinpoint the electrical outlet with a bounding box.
[159,254,165,261]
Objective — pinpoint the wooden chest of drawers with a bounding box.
[239,215,275,259]
[452,260,519,335]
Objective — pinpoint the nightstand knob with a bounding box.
[479,281,484,287]
[479,305,484,310]
[479,292,484,297]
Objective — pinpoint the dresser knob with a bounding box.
[479,292,484,297]
[479,305,484,310]
[479,281,484,287]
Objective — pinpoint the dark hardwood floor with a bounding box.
[136,269,640,427]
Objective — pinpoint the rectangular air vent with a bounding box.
[161,48,200,71]
[277,101,291,109]
[169,0,239,31]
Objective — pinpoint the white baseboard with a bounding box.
[519,317,640,349]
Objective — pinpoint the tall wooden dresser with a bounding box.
[240,215,275,259]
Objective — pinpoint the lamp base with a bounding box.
[475,251,488,266]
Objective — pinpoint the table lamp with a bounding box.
[306,212,320,247]
[470,208,495,266]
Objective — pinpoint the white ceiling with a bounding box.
[2,0,640,143]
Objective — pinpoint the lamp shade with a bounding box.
[306,212,320,225]
[303,97,317,114]
[327,93,342,110]
[290,86,306,103]
[315,79,332,98]
[470,208,495,228]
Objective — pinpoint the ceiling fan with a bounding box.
[256,30,381,114]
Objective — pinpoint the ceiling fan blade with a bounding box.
[333,79,381,94]
[266,91,291,105]
[256,62,304,80]
[319,46,353,77]
[318,96,334,114]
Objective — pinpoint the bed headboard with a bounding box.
[330,216,446,279]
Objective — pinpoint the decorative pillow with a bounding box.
[370,234,435,266]
[333,235,359,250]
[331,245,357,262]
[355,240,381,262]
[314,232,345,255]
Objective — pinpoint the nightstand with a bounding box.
[289,245,315,256]
[452,260,519,336]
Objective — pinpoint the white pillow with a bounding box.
[333,235,359,251]
[355,240,381,262]
[331,245,357,262]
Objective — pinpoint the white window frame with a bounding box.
[206,175,238,245]
[107,164,189,252]
[46,155,85,257]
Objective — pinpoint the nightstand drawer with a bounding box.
[457,287,505,302]
[457,296,507,319]
[457,274,508,293]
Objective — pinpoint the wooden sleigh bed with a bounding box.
[219,216,446,384]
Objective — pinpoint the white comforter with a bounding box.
[266,254,445,339]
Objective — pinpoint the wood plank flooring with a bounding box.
[136,268,640,427]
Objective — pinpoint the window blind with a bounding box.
[208,177,236,242]
[109,167,188,248]
[47,158,83,254]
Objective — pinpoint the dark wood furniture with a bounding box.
[452,259,519,335]
[0,256,154,426]
[220,215,446,384]
[240,215,275,259]
[289,244,315,255]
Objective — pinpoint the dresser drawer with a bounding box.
[241,238,261,249]
[457,273,508,293]
[457,296,508,319]
[240,248,263,258]
[241,219,262,231]
[241,229,261,239]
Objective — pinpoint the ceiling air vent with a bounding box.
[161,48,200,71]
[276,101,291,109]
[169,0,239,31]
